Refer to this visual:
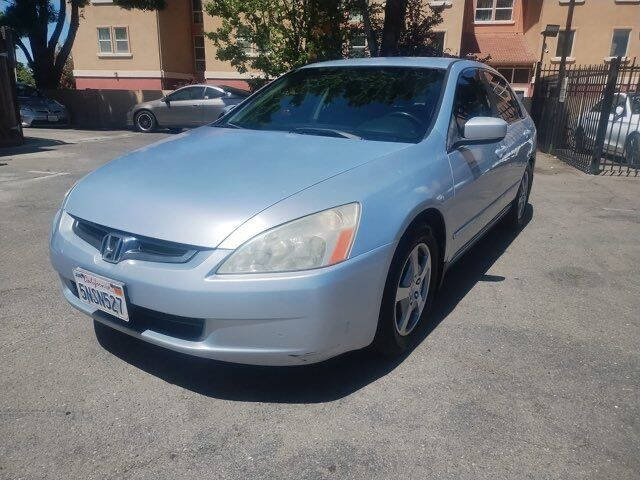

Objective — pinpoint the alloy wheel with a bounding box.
[517,169,529,220]
[136,112,154,132]
[394,243,431,336]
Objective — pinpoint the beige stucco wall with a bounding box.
[524,1,640,66]
[431,1,465,56]
[72,3,161,72]
[157,1,195,75]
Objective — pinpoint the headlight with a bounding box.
[217,203,360,274]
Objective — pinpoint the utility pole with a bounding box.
[549,0,576,153]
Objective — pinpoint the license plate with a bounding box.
[47,115,58,122]
[73,268,129,321]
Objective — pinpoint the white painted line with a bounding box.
[4,171,70,186]
[602,207,637,214]
[27,170,64,175]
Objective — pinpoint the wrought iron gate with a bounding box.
[531,57,640,176]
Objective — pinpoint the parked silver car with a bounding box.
[17,83,69,127]
[127,84,250,132]
[576,92,640,164]
[51,58,536,366]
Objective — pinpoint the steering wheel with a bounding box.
[388,111,426,130]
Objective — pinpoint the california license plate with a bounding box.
[48,115,58,122]
[73,268,129,321]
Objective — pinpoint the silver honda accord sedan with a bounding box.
[50,58,536,366]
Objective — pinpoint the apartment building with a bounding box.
[72,0,639,93]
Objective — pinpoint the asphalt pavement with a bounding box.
[1,128,639,479]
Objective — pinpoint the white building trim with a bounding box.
[204,70,255,80]
[73,70,195,79]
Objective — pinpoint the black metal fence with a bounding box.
[531,58,640,176]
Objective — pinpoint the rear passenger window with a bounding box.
[450,68,493,138]
[481,71,522,123]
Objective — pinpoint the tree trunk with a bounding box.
[50,1,81,88]
[358,0,378,57]
[380,0,408,56]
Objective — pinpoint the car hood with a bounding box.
[65,127,410,248]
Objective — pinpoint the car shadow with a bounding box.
[95,206,533,404]
[0,136,68,157]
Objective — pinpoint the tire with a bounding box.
[373,226,440,356]
[575,126,587,153]
[134,110,157,133]
[624,134,640,166]
[505,162,533,230]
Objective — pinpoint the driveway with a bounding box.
[1,128,639,479]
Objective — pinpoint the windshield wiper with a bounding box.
[290,127,362,140]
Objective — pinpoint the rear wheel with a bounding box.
[134,110,156,133]
[575,126,587,152]
[505,162,533,230]
[373,226,439,356]
[624,134,640,166]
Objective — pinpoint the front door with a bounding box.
[159,86,205,127]
[480,70,532,194]
[446,68,503,252]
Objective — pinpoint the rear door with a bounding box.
[446,68,503,251]
[201,87,227,123]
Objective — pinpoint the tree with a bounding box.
[16,61,35,85]
[206,0,350,88]
[1,0,165,89]
[205,0,444,87]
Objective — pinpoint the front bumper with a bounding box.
[50,211,394,366]
[21,111,69,127]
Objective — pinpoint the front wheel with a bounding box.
[134,110,157,133]
[373,226,439,356]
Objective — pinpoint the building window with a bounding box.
[113,27,129,53]
[238,36,258,57]
[97,26,129,54]
[192,0,203,24]
[475,0,514,22]
[97,27,113,53]
[194,35,206,72]
[555,29,575,57]
[497,67,531,84]
[610,29,631,58]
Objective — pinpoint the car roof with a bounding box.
[302,57,466,70]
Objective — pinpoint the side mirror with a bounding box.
[463,117,507,142]
[163,97,170,105]
[615,105,624,117]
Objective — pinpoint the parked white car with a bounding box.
[576,93,640,165]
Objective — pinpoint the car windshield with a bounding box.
[17,84,41,98]
[219,66,446,143]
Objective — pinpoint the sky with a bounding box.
[1,1,70,67]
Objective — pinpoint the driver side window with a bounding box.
[167,87,204,102]
[448,68,493,145]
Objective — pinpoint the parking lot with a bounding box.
[1,128,639,479]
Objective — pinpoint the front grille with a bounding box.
[72,216,199,264]
[67,280,205,341]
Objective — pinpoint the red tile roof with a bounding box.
[462,33,537,65]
